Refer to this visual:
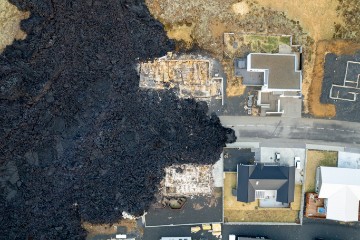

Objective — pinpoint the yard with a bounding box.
[223,33,292,60]
[223,33,292,97]
[304,150,338,192]
[83,219,141,240]
[244,34,291,53]
[224,172,301,223]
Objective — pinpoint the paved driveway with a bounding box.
[222,218,360,240]
[144,219,360,240]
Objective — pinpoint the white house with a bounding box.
[318,166,360,222]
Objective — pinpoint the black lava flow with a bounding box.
[0,0,235,239]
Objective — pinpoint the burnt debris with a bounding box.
[0,0,234,239]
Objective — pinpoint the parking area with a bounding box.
[338,151,360,169]
[223,148,260,172]
[145,188,223,227]
[280,97,302,118]
[260,147,306,184]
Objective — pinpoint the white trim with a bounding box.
[329,61,360,102]
[261,88,300,92]
[224,221,300,225]
[330,85,358,101]
[247,53,302,91]
[266,111,284,115]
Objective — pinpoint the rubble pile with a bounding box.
[0,0,234,239]
[138,54,224,102]
[163,164,213,196]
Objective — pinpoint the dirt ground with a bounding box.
[224,208,299,223]
[255,0,343,41]
[306,40,360,117]
[145,0,312,55]
[304,150,338,192]
[223,33,294,96]
[166,23,194,48]
[83,219,138,237]
[145,0,360,118]
[145,0,307,97]
[0,0,29,52]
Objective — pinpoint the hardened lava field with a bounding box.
[0,0,234,239]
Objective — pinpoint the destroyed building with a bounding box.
[139,55,224,104]
[0,1,234,239]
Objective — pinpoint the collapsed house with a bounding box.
[163,164,213,197]
[138,54,224,104]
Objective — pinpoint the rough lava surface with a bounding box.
[0,0,234,239]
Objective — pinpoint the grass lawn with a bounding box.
[304,150,338,192]
[279,36,291,45]
[244,34,291,53]
[224,172,258,210]
[291,184,302,211]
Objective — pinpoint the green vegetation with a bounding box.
[279,36,291,45]
[244,34,291,53]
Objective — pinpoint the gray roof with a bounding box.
[235,58,264,86]
[237,164,295,203]
[250,54,301,90]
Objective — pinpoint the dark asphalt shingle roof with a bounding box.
[237,164,295,203]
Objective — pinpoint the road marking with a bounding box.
[257,124,265,127]
[336,129,345,132]
[237,124,245,127]
[247,125,255,127]
[297,126,305,129]
[317,127,324,130]
[328,128,334,131]
[346,130,355,133]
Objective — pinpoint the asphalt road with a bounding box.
[219,116,360,146]
[143,116,360,240]
[222,219,360,240]
[144,218,360,240]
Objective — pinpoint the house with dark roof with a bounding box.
[236,164,295,203]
